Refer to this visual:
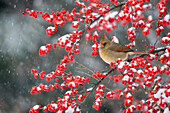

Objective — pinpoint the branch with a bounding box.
[86,2,126,30]
[79,67,116,106]
[78,46,168,107]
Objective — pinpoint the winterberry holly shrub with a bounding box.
[23,0,170,113]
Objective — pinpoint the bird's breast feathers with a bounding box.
[99,49,128,64]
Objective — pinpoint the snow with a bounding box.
[122,75,129,81]
[143,4,152,9]
[68,82,76,87]
[37,87,41,91]
[160,7,166,13]
[111,36,119,44]
[162,37,170,41]
[155,47,166,51]
[91,13,100,18]
[146,23,152,28]
[164,107,170,113]
[137,69,143,73]
[135,4,140,9]
[149,54,156,59]
[149,66,158,72]
[128,27,136,31]
[61,83,65,86]
[47,26,55,32]
[154,88,170,104]
[76,107,80,111]
[159,26,164,30]
[44,85,48,89]
[46,74,52,78]
[51,103,58,109]
[91,3,97,7]
[132,41,136,46]
[58,110,62,113]
[138,20,145,24]
[137,11,142,16]
[14,4,16,8]
[75,1,85,6]
[92,44,97,48]
[99,89,103,92]
[148,15,152,21]
[58,34,72,43]
[76,38,80,42]
[107,91,113,95]
[105,24,112,29]
[118,61,126,69]
[93,31,98,36]
[126,93,132,98]
[132,83,139,87]
[130,68,137,72]
[86,87,93,92]
[96,98,101,102]
[141,83,146,89]
[141,100,145,103]
[154,76,161,82]
[46,15,54,22]
[119,11,124,17]
[40,46,47,51]
[129,61,137,67]
[43,106,47,109]
[33,105,40,110]
[96,102,99,105]
[143,27,149,32]
[99,84,104,88]
[72,21,79,25]
[105,11,118,20]
[160,51,169,59]
[65,96,69,100]
[127,99,132,104]
[78,95,83,100]
[65,90,73,95]
[99,8,106,12]
[164,14,170,22]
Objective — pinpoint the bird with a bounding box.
[99,34,153,64]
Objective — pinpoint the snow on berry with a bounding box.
[161,37,170,44]
[46,26,56,36]
[39,45,49,56]
[26,1,170,113]
[153,88,170,108]
[65,106,75,113]
[111,36,119,43]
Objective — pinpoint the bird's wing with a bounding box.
[108,42,133,52]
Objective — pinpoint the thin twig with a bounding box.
[75,70,99,81]
[150,81,158,92]
[153,36,160,49]
[76,62,95,74]
[79,67,116,106]
[86,2,126,30]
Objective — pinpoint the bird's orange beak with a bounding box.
[99,43,104,48]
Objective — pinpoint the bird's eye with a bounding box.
[103,42,107,46]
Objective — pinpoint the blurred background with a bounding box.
[0,0,169,113]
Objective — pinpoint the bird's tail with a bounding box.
[128,51,154,55]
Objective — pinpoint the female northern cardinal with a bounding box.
[99,34,152,64]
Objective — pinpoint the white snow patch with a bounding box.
[65,106,75,113]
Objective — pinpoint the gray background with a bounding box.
[0,0,169,113]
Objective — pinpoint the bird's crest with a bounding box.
[101,33,110,43]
